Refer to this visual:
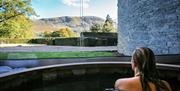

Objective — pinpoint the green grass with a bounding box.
[0,51,115,60]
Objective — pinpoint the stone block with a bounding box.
[72,69,86,76]
[169,47,180,54]
[43,71,57,81]
[118,0,180,55]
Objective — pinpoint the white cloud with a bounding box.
[62,0,90,8]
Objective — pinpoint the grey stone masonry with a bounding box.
[118,0,180,55]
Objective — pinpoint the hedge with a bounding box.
[0,38,32,44]
[0,33,117,46]
[54,38,79,46]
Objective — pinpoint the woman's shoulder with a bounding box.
[115,77,134,85]
[115,77,139,85]
[115,77,141,91]
[114,78,131,91]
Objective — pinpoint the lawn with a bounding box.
[0,51,115,60]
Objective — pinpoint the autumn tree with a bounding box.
[44,27,77,38]
[0,0,36,38]
[43,31,52,37]
[0,0,36,23]
[0,15,33,38]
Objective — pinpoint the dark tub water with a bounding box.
[11,73,179,91]
[9,74,122,91]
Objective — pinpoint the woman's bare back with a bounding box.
[115,77,171,91]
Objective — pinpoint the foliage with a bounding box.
[0,0,36,23]
[90,23,102,32]
[0,35,117,46]
[0,15,33,38]
[43,31,52,37]
[89,15,116,33]
[43,27,77,38]
[53,38,78,46]
[0,0,36,38]
[63,27,77,37]
[0,38,32,44]
[102,14,116,33]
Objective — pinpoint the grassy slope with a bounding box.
[0,51,115,60]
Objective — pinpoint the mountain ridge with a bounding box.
[32,16,106,33]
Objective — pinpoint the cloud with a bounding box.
[62,0,90,8]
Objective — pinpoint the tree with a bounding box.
[43,31,52,37]
[0,0,36,38]
[45,27,77,38]
[0,15,33,38]
[102,14,116,33]
[90,23,102,32]
[0,0,36,23]
[57,27,76,37]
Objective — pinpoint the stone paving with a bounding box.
[0,46,117,52]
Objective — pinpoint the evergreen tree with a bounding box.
[102,14,116,33]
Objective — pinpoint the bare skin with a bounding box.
[114,56,172,91]
[115,76,171,91]
[115,76,142,91]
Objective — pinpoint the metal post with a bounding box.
[79,0,84,46]
[79,0,82,46]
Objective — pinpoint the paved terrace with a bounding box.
[0,46,117,52]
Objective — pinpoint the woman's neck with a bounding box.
[134,68,140,77]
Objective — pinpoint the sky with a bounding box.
[31,0,117,19]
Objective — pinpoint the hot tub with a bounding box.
[0,61,179,91]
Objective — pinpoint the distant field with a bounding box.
[0,51,115,60]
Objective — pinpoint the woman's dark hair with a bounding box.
[132,47,169,91]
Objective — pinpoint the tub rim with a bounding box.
[0,61,179,78]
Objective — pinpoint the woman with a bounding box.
[115,47,171,91]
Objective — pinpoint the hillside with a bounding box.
[32,16,105,33]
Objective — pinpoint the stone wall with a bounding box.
[118,0,180,55]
